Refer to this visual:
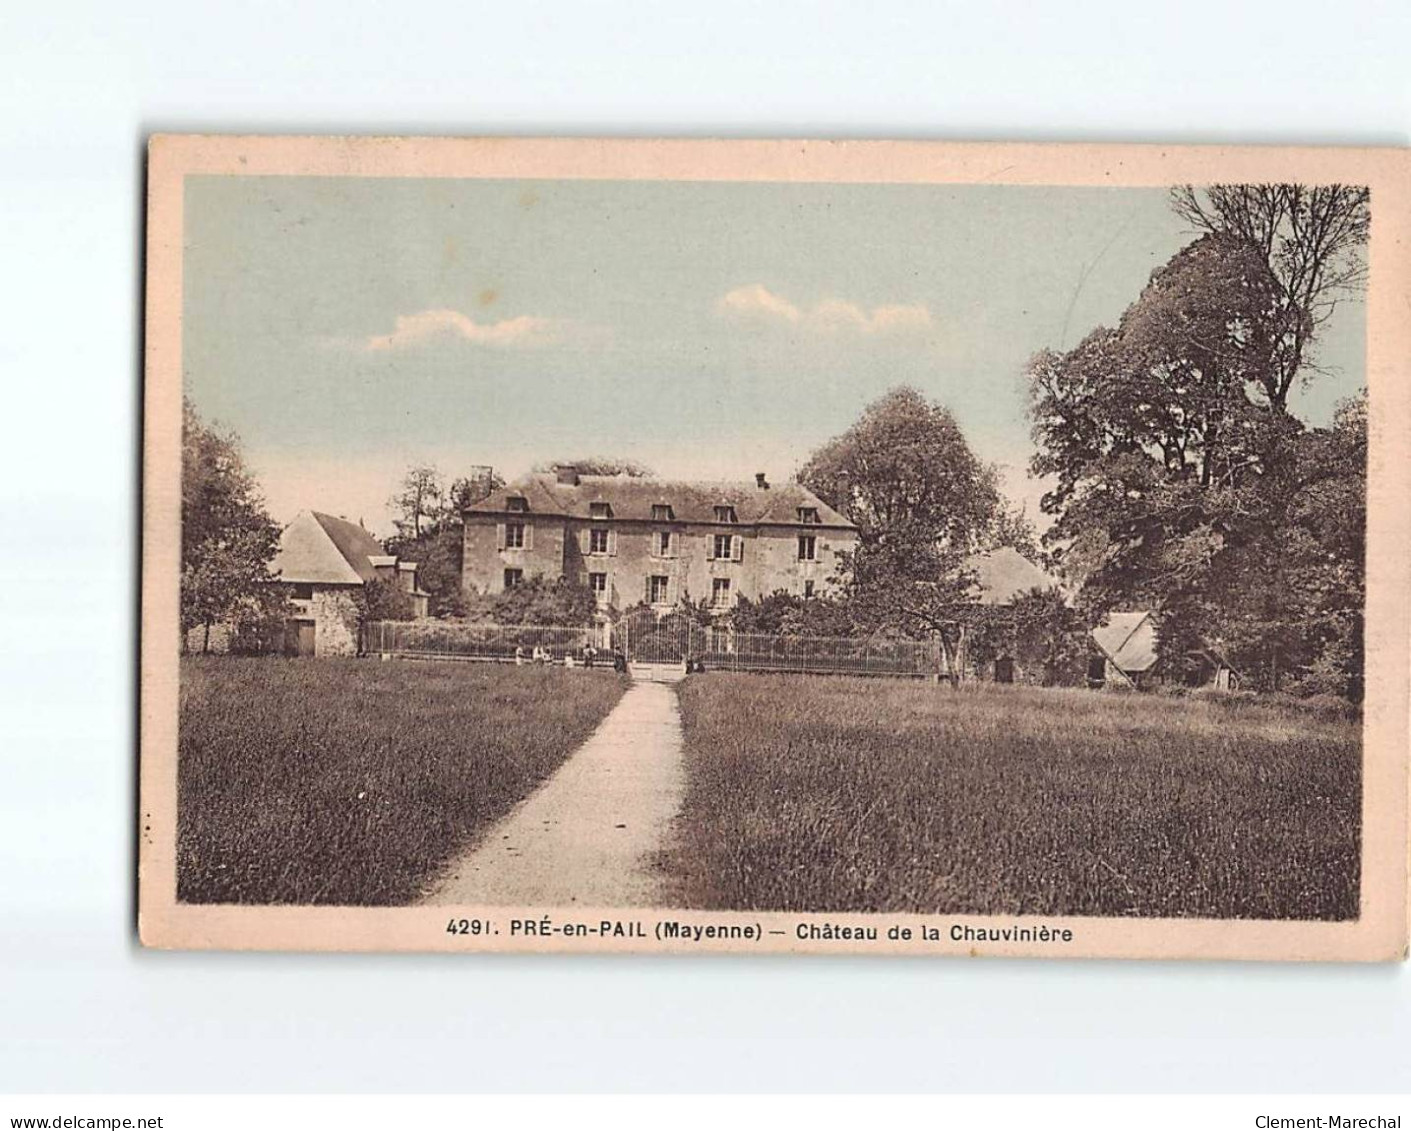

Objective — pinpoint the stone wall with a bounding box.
[311,587,361,656]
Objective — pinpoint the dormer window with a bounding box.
[506,496,528,513]
[651,503,674,521]
[590,501,612,519]
[798,506,820,525]
[714,504,737,523]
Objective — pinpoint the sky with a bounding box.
[183,176,1366,538]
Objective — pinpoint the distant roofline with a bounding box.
[465,470,858,530]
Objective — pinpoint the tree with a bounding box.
[1170,183,1369,411]
[1030,235,1290,614]
[389,464,444,539]
[490,575,598,626]
[361,575,414,622]
[1029,230,1367,696]
[728,590,858,637]
[386,465,503,618]
[800,386,1005,646]
[181,400,285,652]
[531,457,655,478]
[446,467,503,513]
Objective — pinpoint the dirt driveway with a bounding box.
[422,679,684,907]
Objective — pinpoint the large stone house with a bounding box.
[462,467,858,616]
[269,510,428,656]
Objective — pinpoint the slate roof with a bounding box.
[269,511,388,586]
[467,473,856,529]
[1091,611,1159,674]
[964,547,1065,606]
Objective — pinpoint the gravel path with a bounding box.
[422,679,685,907]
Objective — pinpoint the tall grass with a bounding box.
[178,657,628,905]
[666,675,1361,920]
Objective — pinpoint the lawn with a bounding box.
[177,657,628,905]
[665,675,1361,920]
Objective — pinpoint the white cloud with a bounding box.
[716,285,933,336]
[359,309,561,352]
[716,283,803,323]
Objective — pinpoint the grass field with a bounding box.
[665,675,1361,920]
[177,657,628,904]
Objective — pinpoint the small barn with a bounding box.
[1088,610,1241,691]
[963,547,1071,684]
[1089,611,1159,689]
[269,511,429,656]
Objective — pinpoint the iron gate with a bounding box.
[613,608,706,666]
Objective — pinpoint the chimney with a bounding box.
[554,464,581,486]
[755,472,769,489]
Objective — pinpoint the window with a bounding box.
[714,504,737,523]
[711,577,732,607]
[503,568,524,589]
[589,572,607,596]
[590,527,610,554]
[658,531,672,556]
[651,504,674,521]
[798,506,820,524]
[713,533,734,560]
[290,583,313,600]
[590,501,612,519]
[804,580,816,599]
[649,575,670,604]
[505,522,525,548]
[506,496,528,513]
[798,534,817,561]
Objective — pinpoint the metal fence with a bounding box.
[699,628,941,678]
[364,619,943,679]
[364,620,597,663]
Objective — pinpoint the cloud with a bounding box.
[359,309,562,352]
[716,285,933,336]
[716,283,803,323]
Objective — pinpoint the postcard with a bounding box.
[140,136,1409,958]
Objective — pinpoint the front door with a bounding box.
[286,619,316,657]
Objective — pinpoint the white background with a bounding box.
[2,0,1409,1095]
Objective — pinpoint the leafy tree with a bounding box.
[728,590,858,637]
[800,386,1004,647]
[181,400,286,652]
[446,467,503,513]
[1171,184,1369,411]
[1030,234,1289,613]
[1009,588,1091,686]
[386,465,503,618]
[490,575,598,626]
[531,457,655,478]
[389,464,445,538]
[361,575,415,622]
[1029,228,1366,696]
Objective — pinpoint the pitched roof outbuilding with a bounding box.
[1091,610,1159,674]
[269,511,388,586]
[964,546,1066,606]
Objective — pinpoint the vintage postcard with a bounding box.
[141,136,1409,959]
